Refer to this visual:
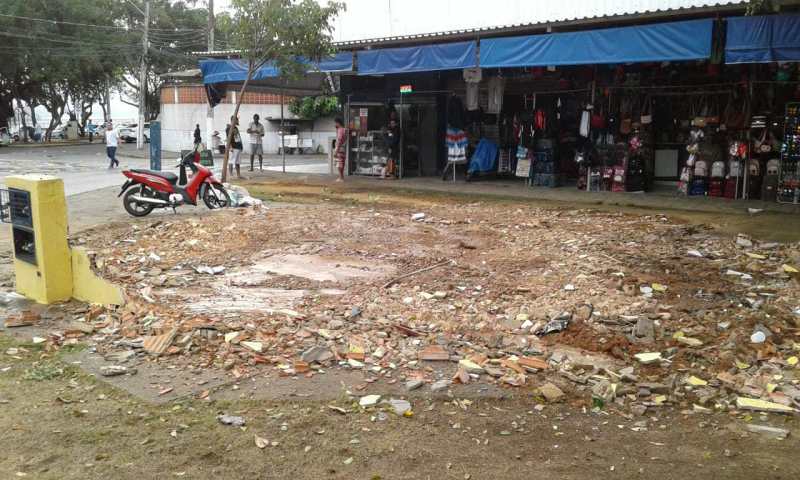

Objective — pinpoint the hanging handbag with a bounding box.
[620,97,632,135]
[706,96,720,125]
[640,96,652,125]
[692,98,708,127]
[754,130,772,153]
[591,103,606,130]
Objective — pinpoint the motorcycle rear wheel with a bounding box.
[123,186,156,217]
[202,184,231,210]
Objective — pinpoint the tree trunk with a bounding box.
[221,64,254,183]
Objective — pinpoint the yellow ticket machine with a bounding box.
[3,175,72,304]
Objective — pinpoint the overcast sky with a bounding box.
[30,0,735,125]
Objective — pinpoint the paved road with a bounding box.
[0,144,149,196]
[0,143,329,195]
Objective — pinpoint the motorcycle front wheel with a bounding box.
[202,184,231,210]
[123,185,156,217]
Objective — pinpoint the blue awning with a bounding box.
[480,19,713,68]
[357,41,477,75]
[199,52,353,84]
[726,14,800,64]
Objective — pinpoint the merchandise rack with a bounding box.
[778,102,800,204]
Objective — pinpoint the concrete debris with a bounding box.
[745,424,790,439]
[217,415,245,427]
[539,382,565,403]
[142,328,177,356]
[430,380,451,392]
[389,398,412,416]
[634,352,662,364]
[100,365,135,377]
[301,346,333,364]
[52,199,800,420]
[735,397,798,414]
[405,379,424,391]
[359,395,381,407]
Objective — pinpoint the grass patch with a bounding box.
[22,361,65,381]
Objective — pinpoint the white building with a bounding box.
[159,74,335,155]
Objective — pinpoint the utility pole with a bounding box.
[205,0,215,148]
[137,0,150,149]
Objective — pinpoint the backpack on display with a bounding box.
[766,159,780,176]
[694,159,708,177]
[748,159,761,176]
[711,161,726,178]
[729,159,742,177]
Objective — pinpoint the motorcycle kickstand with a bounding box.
[172,206,178,214]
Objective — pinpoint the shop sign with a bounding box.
[400,85,413,94]
[359,108,369,117]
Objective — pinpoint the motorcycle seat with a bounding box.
[131,169,178,184]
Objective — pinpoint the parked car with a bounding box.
[118,123,150,143]
[52,126,67,139]
[117,125,136,143]
[0,127,11,146]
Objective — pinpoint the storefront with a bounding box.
[198,10,800,204]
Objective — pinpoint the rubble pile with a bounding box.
[26,201,800,414]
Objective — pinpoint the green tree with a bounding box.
[0,0,132,139]
[220,0,343,181]
[117,1,210,122]
[288,95,340,121]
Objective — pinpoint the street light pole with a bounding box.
[137,0,150,150]
[206,0,215,148]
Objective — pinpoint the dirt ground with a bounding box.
[1,178,800,479]
[1,335,798,480]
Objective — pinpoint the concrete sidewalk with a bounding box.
[244,170,800,216]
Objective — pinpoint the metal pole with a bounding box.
[399,93,403,179]
[105,81,112,123]
[281,88,285,173]
[137,0,150,150]
[205,0,215,147]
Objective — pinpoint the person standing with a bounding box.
[334,117,346,182]
[193,124,202,148]
[105,123,119,168]
[382,118,400,179]
[247,114,265,171]
[87,120,95,143]
[226,115,244,179]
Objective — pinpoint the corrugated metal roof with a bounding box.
[333,1,747,47]
[193,0,748,56]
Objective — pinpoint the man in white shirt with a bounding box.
[247,114,265,171]
[105,123,119,168]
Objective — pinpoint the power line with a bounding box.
[0,12,131,31]
[0,12,207,33]
[0,30,138,48]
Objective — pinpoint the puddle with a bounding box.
[158,286,347,314]
[158,287,305,313]
[157,254,389,314]
[241,254,394,283]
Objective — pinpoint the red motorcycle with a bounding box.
[119,153,231,217]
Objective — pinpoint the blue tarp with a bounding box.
[480,19,713,68]
[468,139,498,174]
[357,41,477,75]
[725,14,800,64]
[199,52,353,84]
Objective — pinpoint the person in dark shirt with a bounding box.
[383,118,400,179]
[193,124,202,148]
